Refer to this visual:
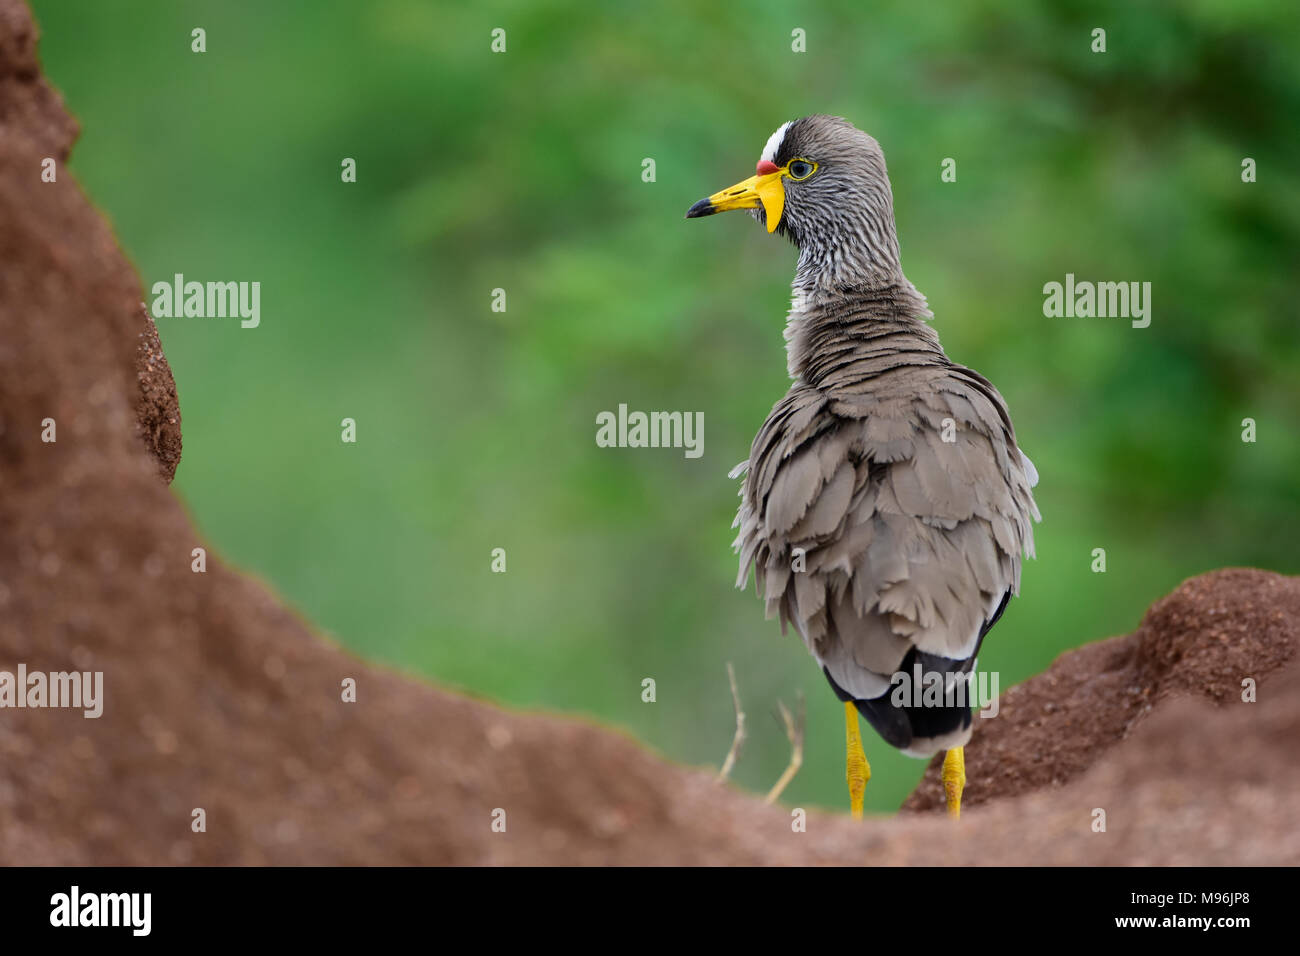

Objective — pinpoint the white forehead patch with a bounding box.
[760,121,793,163]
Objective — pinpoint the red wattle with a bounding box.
[756,160,780,175]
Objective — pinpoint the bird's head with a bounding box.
[685,115,904,289]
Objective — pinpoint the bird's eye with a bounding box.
[786,160,816,181]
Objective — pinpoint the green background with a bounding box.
[31,0,1299,813]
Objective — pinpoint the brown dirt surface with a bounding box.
[133,305,182,484]
[2,0,1298,865]
[904,568,1300,813]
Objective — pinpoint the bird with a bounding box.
[686,115,1040,818]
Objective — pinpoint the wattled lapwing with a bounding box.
[687,116,1039,818]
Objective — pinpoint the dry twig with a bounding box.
[716,662,746,783]
[764,692,805,804]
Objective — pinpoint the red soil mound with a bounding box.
[905,568,1299,813]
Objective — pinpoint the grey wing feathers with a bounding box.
[733,371,1039,695]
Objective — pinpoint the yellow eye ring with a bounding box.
[785,159,817,181]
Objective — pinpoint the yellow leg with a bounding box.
[942,746,966,819]
[844,702,871,819]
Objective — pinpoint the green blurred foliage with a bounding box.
[30,0,1299,813]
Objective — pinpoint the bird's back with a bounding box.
[733,281,1039,755]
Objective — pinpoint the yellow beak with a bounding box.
[685,170,786,233]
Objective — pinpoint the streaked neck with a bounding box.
[784,278,942,383]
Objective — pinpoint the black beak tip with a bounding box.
[685,198,716,220]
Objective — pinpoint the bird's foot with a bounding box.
[942,746,965,819]
[844,701,871,820]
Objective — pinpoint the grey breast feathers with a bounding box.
[732,367,1040,701]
